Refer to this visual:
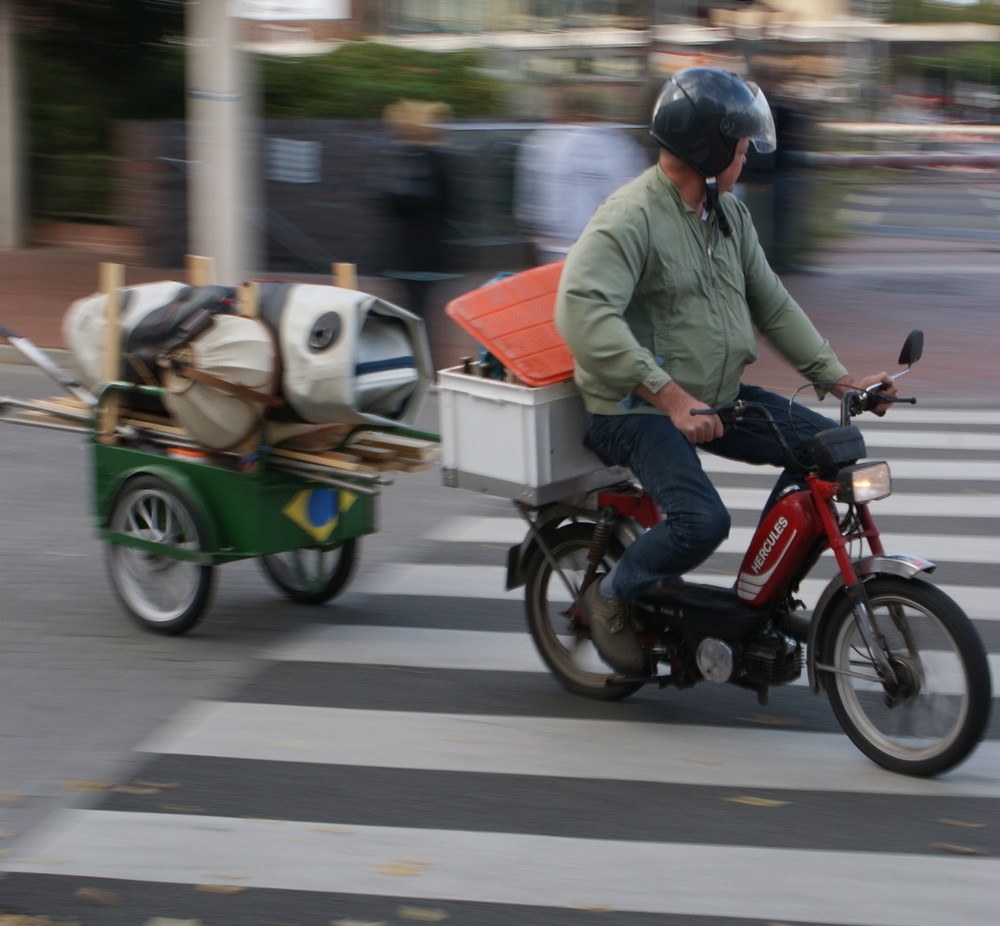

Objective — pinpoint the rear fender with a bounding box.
[505,509,641,591]
[806,553,937,692]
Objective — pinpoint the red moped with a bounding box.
[508,331,992,777]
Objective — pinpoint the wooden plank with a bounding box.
[32,395,89,414]
[187,255,214,286]
[97,262,124,445]
[349,430,439,461]
[239,281,260,318]
[348,444,398,463]
[333,262,357,289]
[271,446,371,474]
[122,416,189,438]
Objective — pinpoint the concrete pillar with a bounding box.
[0,0,24,249]
[186,0,260,283]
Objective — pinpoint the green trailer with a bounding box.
[2,375,438,635]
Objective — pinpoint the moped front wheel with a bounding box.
[821,576,992,777]
[525,522,642,701]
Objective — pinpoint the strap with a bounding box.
[161,358,284,408]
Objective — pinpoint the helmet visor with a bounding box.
[723,81,776,154]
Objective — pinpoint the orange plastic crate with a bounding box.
[445,261,573,387]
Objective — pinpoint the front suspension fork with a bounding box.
[815,492,901,687]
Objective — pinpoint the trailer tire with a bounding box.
[106,474,213,634]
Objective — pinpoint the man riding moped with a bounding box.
[555,67,898,676]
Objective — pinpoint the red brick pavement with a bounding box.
[1,239,995,401]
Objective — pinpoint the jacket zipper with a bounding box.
[704,221,729,406]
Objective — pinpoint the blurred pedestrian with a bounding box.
[514,87,650,264]
[380,100,459,317]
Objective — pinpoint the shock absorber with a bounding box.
[582,506,617,592]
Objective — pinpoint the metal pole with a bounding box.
[186,0,260,284]
[0,0,24,249]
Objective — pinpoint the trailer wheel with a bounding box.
[106,474,213,634]
[259,540,357,605]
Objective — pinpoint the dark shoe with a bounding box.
[583,578,645,676]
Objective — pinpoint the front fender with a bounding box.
[806,553,937,692]
[99,463,220,556]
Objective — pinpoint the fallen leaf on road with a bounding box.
[196,884,246,894]
[930,842,984,856]
[725,796,790,808]
[61,780,110,792]
[75,886,120,904]
[743,714,800,727]
[0,915,67,925]
[397,906,449,921]
[373,856,437,877]
[937,818,986,829]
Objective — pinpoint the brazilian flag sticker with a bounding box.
[282,488,357,542]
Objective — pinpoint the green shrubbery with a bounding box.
[25,37,502,222]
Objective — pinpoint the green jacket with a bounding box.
[555,165,848,414]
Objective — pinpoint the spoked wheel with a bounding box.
[106,474,213,635]
[259,539,357,605]
[821,576,992,777]
[525,522,643,701]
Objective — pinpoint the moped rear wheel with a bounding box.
[525,522,642,701]
[821,576,992,777]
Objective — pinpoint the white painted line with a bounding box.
[133,702,1000,797]
[702,455,997,481]
[269,624,1000,699]
[862,430,1000,451]
[349,563,997,623]
[5,810,998,926]
[427,515,1000,556]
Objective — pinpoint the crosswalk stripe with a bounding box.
[426,515,1000,563]
[133,701,1000,797]
[267,625,1000,698]
[703,455,996,480]
[714,487,1000,518]
[435,490,1000,519]
[843,409,1000,425]
[861,429,1000,450]
[5,809,998,926]
[349,564,997,623]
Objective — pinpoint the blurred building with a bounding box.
[25,2,1000,275]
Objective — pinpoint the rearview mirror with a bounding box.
[898,329,923,367]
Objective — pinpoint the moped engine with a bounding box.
[695,629,803,687]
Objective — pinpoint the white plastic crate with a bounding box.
[438,366,625,504]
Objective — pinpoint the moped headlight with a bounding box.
[836,461,891,504]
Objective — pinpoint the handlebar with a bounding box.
[689,388,916,474]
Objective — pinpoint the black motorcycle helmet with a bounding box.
[650,67,776,179]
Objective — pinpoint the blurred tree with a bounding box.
[890,0,1000,25]
[18,0,186,121]
[15,1,503,221]
[261,43,503,120]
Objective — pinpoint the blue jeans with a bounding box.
[586,384,836,603]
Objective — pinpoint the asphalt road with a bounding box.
[1,357,998,925]
[1,171,999,922]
